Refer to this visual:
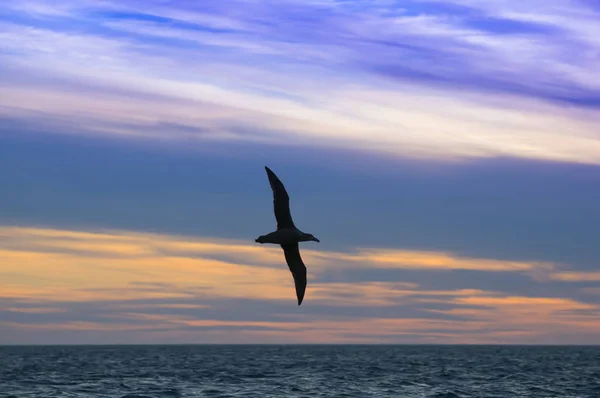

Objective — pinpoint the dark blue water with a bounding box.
[1,345,599,397]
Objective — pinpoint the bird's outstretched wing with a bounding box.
[281,243,307,305]
[265,166,295,230]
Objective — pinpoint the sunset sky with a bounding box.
[1,0,600,344]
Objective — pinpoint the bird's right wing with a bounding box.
[281,243,307,305]
[265,166,296,230]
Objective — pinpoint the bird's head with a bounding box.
[302,233,320,243]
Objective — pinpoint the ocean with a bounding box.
[1,345,599,397]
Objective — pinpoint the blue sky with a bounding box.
[1,0,600,344]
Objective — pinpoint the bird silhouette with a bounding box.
[255,166,320,305]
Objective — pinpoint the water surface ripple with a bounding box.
[1,345,598,397]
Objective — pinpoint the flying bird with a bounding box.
[255,166,320,305]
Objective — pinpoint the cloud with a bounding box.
[0,226,554,285]
[312,249,552,273]
[0,0,599,165]
[427,295,600,343]
[1,225,599,344]
[550,272,600,282]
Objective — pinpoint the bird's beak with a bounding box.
[313,237,320,242]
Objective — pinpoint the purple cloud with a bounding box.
[81,0,600,106]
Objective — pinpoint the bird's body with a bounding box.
[255,166,319,305]
[256,228,316,245]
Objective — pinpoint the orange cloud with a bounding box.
[2,225,599,344]
[550,272,600,282]
[309,282,493,307]
[314,249,549,272]
[0,225,576,311]
[427,294,600,342]
[0,226,295,304]
[0,225,554,274]
[454,295,595,311]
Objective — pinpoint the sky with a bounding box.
[1,0,600,345]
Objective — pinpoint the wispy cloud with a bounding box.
[1,0,599,164]
[551,272,600,282]
[1,225,598,344]
[427,294,600,343]
[0,226,554,282]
